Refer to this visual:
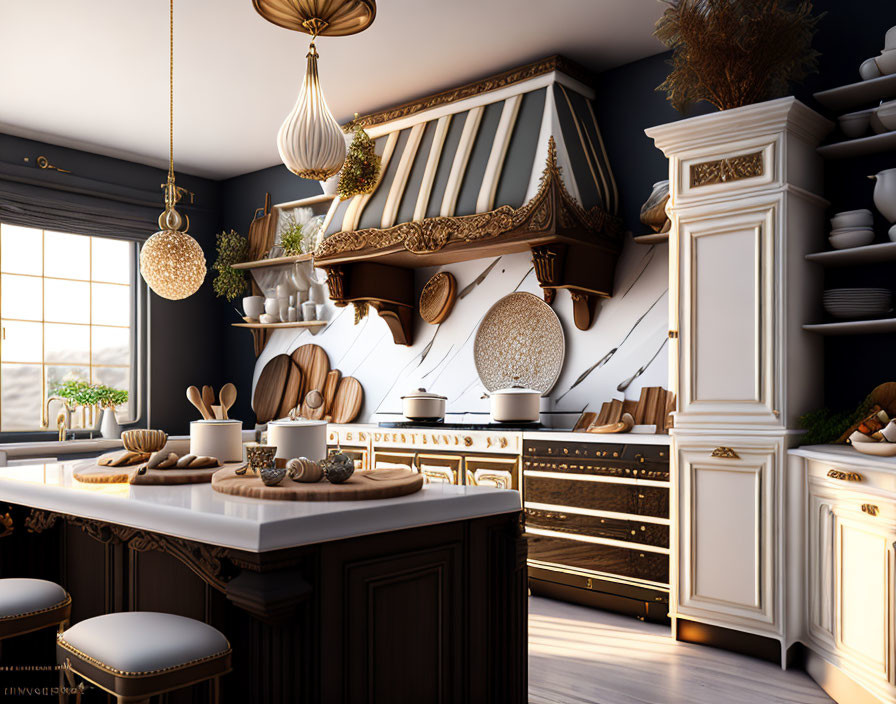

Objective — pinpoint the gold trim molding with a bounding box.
[343,55,591,131]
[710,446,740,459]
[690,151,764,188]
[315,137,621,261]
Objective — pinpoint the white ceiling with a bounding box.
[0,0,666,180]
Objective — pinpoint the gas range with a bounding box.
[379,421,543,432]
[327,423,529,455]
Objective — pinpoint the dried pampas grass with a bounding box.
[655,0,822,112]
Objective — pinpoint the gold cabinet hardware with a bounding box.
[862,504,880,516]
[585,578,593,589]
[773,410,780,417]
[463,436,472,447]
[827,469,863,482]
[711,447,740,459]
[0,512,13,539]
[668,330,679,339]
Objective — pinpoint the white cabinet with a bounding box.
[676,435,780,634]
[792,448,896,704]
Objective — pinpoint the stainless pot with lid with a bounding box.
[488,384,541,423]
[401,388,447,421]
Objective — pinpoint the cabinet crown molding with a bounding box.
[644,97,832,157]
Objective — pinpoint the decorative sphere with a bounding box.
[140,229,206,300]
[321,451,354,484]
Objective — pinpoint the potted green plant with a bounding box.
[94,385,129,439]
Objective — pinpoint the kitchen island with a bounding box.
[0,460,526,703]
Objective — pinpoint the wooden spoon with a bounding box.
[202,385,215,410]
[219,383,237,420]
[186,386,213,420]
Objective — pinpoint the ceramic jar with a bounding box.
[190,419,243,462]
[267,419,326,463]
[489,386,541,423]
[872,168,896,222]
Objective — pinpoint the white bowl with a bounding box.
[875,100,896,132]
[876,49,896,76]
[887,25,896,51]
[889,223,896,242]
[839,109,873,139]
[861,57,883,80]
[831,209,873,229]
[829,228,875,249]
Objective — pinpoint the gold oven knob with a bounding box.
[464,436,473,447]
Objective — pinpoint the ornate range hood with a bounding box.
[313,55,623,345]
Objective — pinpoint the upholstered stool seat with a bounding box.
[57,612,230,703]
[0,578,71,640]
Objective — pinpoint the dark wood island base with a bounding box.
[0,504,527,704]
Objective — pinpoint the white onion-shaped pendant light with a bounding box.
[278,42,346,180]
[253,0,376,180]
[140,0,206,300]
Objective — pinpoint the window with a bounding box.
[0,223,138,432]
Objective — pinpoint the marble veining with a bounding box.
[254,234,669,424]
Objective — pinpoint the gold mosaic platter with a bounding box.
[473,292,565,395]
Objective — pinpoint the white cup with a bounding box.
[243,295,264,319]
[264,297,280,319]
[309,282,327,304]
[301,301,317,321]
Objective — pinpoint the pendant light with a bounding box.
[140,0,206,300]
[253,1,377,180]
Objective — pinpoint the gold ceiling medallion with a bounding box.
[253,1,376,181]
[139,0,207,301]
[690,151,764,188]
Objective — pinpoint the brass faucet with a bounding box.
[44,396,72,440]
[56,411,67,442]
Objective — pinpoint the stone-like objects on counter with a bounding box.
[246,445,277,474]
[260,465,287,487]
[321,451,354,484]
[176,454,196,468]
[286,457,323,482]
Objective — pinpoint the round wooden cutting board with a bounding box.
[253,354,294,423]
[211,466,423,502]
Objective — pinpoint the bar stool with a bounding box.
[0,578,71,641]
[57,611,230,704]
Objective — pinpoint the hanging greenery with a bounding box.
[212,229,249,301]
[654,0,822,112]
[336,122,381,199]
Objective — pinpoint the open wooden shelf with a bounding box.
[806,241,896,267]
[803,318,896,335]
[633,232,669,245]
[814,74,896,113]
[817,130,896,159]
[231,253,314,270]
[232,320,326,331]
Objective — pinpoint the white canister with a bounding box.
[190,420,243,462]
[489,386,541,423]
[267,419,327,462]
[301,301,317,321]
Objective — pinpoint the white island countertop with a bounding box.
[0,460,521,553]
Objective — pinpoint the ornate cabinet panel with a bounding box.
[676,201,778,427]
[676,436,781,633]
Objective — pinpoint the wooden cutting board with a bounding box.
[331,376,363,424]
[277,364,303,419]
[74,455,244,485]
[211,466,423,502]
[291,344,329,403]
[253,354,294,423]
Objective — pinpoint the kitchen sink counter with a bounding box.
[0,437,123,462]
[0,458,520,552]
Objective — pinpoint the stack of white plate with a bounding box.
[823,288,892,319]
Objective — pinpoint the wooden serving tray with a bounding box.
[211,466,424,502]
[74,453,241,485]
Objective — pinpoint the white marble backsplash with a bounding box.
[254,235,669,427]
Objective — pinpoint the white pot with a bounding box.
[190,420,243,462]
[100,409,121,439]
[401,388,446,421]
[267,419,327,462]
[872,168,896,223]
[489,386,540,423]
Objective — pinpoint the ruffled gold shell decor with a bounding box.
[253,0,377,181]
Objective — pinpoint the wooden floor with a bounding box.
[528,597,834,704]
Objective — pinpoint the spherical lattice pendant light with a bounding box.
[140,0,206,300]
[253,0,377,180]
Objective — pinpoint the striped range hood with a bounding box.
[314,55,624,345]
